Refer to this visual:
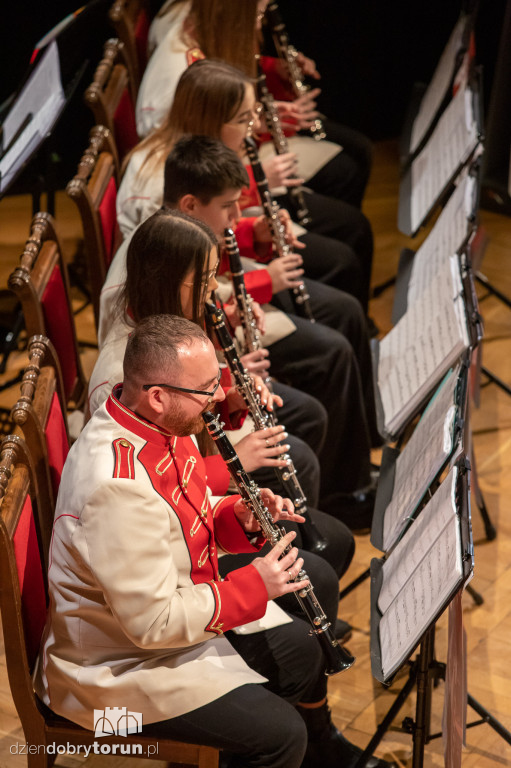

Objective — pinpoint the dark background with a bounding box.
[0,0,509,191]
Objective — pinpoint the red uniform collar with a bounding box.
[106,384,177,448]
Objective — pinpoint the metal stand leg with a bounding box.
[339,567,370,600]
[480,366,511,398]
[470,443,497,541]
[467,694,511,744]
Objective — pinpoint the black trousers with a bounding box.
[298,229,365,308]
[250,381,325,506]
[283,194,373,312]
[142,552,340,765]
[305,118,373,208]
[268,280,377,498]
[143,677,310,768]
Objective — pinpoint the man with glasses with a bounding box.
[35,314,394,768]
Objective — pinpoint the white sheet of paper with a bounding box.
[378,467,463,679]
[382,366,460,551]
[378,257,470,436]
[0,41,65,193]
[410,86,479,234]
[407,172,476,304]
[410,16,467,153]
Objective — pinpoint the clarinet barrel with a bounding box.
[202,410,355,675]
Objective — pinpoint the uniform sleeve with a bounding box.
[259,55,295,101]
[82,480,268,648]
[210,495,265,555]
[116,154,164,240]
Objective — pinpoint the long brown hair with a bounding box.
[121,208,217,326]
[128,59,251,175]
[189,0,259,78]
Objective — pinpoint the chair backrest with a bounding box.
[0,437,49,729]
[0,434,219,767]
[67,125,122,331]
[84,38,139,162]
[109,0,150,101]
[7,213,87,410]
[11,336,70,552]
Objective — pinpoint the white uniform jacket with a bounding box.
[34,389,269,730]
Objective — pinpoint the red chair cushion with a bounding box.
[135,9,149,76]
[45,390,69,498]
[114,88,139,160]
[13,495,47,669]
[98,176,121,267]
[41,265,78,402]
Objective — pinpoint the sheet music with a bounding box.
[407,173,476,304]
[382,366,461,551]
[410,16,467,153]
[410,86,479,234]
[0,41,65,193]
[378,468,463,679]
[378,257,470,436]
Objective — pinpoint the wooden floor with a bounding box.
[1,140,511,767]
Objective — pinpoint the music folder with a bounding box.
[400,12,473,165]
[393,166,480,324]
[372,254,480,442]
[371,359,469,553]
[398,77,482,238]
[370,460,473,684]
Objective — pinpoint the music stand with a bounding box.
[398,75,483,238]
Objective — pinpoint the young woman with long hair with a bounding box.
[88,207,355,580]
[120,58,371,311]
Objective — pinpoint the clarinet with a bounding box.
[265,1,326,142]
[256,63,312,226]
[205,297,327,555]
[202,410,355,676]
[224,228,262,355]
[244,136,315,323]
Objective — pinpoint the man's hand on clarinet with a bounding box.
[251,530,310,599]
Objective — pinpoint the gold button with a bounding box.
[119,440,130,447]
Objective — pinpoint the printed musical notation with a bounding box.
[410,16,467,153]
[378,467,463,680]
[378,256,470,438]
[382,366,463,551]
[407,172,476,304]
[409,85,479,234]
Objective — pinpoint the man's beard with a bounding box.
[161,399,213,437]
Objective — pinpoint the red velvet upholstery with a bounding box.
[13,496,47,669]
[113,87,139,159]
[45,390,69,498]
[41,265,78,402]
[135,9,149,75]
[98,175,121,266]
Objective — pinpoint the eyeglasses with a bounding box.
[142,371,222,398]
[182,260,220,288]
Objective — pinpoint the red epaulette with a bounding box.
[186,47,206,66]
[112,438,136,479]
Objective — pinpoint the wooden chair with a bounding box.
[109,0,150,101]
[7,213,87,411]
[10,336,70,558]
[0,437,220,768]
[84,38,139,162]
[66,125,122,329]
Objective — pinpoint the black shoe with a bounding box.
[321,487,376,532]
[334,618,352,643]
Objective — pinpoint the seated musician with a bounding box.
[34,314,395,768]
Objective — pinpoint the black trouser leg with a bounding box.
[267,315,372,496]
[142,683,308,768]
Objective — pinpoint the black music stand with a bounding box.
[354,463,481,768]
